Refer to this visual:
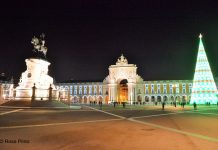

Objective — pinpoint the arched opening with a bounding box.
[145,96,149,102]
[170,96,174,101]
[176,96,181,103]
[182,95,186,103]
[98,96,103,103]
[163,96,168,102]
[84,96,88,104]
[88,96,93,103]
[105,96,109,104]
[157,96,161,102]
[151,96,155,102]
[93,96,97,104]
[188,96,191,104]
[118,79,128,103]
[137,95,142,104]
[79,97,82,103]
[73,96,78,103]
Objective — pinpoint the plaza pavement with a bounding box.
[0,104,218,150]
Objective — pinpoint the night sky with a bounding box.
[1,0,218,82]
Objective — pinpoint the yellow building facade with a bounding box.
[56,55,193,104]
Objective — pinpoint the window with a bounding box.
[89,85,92,95]
[157,84,160,94]
[189,83,192,93]
[74,86,77,95]
[94,85,97,95]
[79,86,82,95]
[70,86,73,95]
[170,84,173,94]
[99,85,102,95]
[145,84,149,94]
[176,84,179,94]
[164,84,167,94]
[182,84,186,94]
[84,86,87,95]
[151,84,154,94]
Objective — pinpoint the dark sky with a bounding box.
[1,0,218,82]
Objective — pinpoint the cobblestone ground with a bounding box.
[0,104,218,150]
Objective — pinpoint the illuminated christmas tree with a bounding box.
[190,34,218,104]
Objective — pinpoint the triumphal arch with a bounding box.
[103,54,143,104]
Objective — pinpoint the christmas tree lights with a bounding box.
[190,34,218,104]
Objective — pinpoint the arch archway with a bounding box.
[98,96,103,102]
[175,96,181,103]
[93,96,97,104]
[151,96,155,102]
[73,96,78,103]
[157,96,162,102]
[88,96,93,103]
[145,96,150,102]
[79,97,83,103]
[105,96,109,104]
[118,79,128,103]
[188,96,191,104]
[182,95,186,103]
[163,96,168,102]
[84,96,88,104]
[170,96,174,101]
[137,95,142,104]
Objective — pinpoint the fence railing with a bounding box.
[14,86,60,101]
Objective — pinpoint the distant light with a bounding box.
[199,33,202,39]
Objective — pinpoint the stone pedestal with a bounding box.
[15,58,55,100]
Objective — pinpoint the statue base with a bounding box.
[15,58,57,100]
